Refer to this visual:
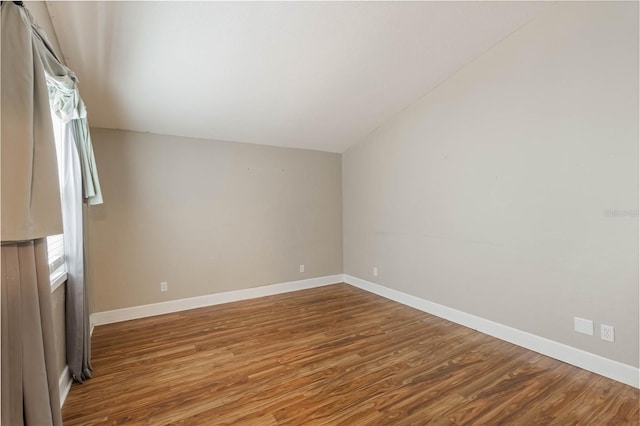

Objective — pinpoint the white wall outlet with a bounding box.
[373,266,378,276]
[574,317,593,336]
[299,264,304,273]
[601,324,615,342]
[160,281,168,292]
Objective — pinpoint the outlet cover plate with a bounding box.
[574,317,593,336]
[601,324,615,342]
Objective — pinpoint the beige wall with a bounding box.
[343,2,639,367]
[87,128,343,312]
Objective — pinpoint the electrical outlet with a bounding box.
[601,324,615,342]
[574,317,593,336]
[299,264,304,273]
[373,267,378,276]
[160,282,168,292]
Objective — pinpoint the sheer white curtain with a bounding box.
[46,51,103,384]
[49,101,95,382]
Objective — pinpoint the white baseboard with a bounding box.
[344,274,639,389]
[90,274,343,327]
[87,272,638,388]
[59,365,72,408]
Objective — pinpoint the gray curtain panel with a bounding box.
[1,2,63,242]
[1,240,63,426]
[2,2,70,424]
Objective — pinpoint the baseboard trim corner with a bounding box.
[59,365,72,408]
[343,274,639,389]
[90,274,344,327]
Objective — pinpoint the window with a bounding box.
[47,111,66,285]
[47,233,65,278]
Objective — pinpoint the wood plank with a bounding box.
[62,284,639,425]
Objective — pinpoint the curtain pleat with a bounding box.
[1,241,63,426]
[1,244,24,425]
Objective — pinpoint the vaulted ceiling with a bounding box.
[46,1,551,153]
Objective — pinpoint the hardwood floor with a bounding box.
[62,284,639,425]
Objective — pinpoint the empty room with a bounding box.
[1,1,638,424]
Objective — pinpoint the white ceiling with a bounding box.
[46,1,550,153]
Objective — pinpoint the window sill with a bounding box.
[51,271,68,293]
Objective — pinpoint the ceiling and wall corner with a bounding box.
[43,1,552,153]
